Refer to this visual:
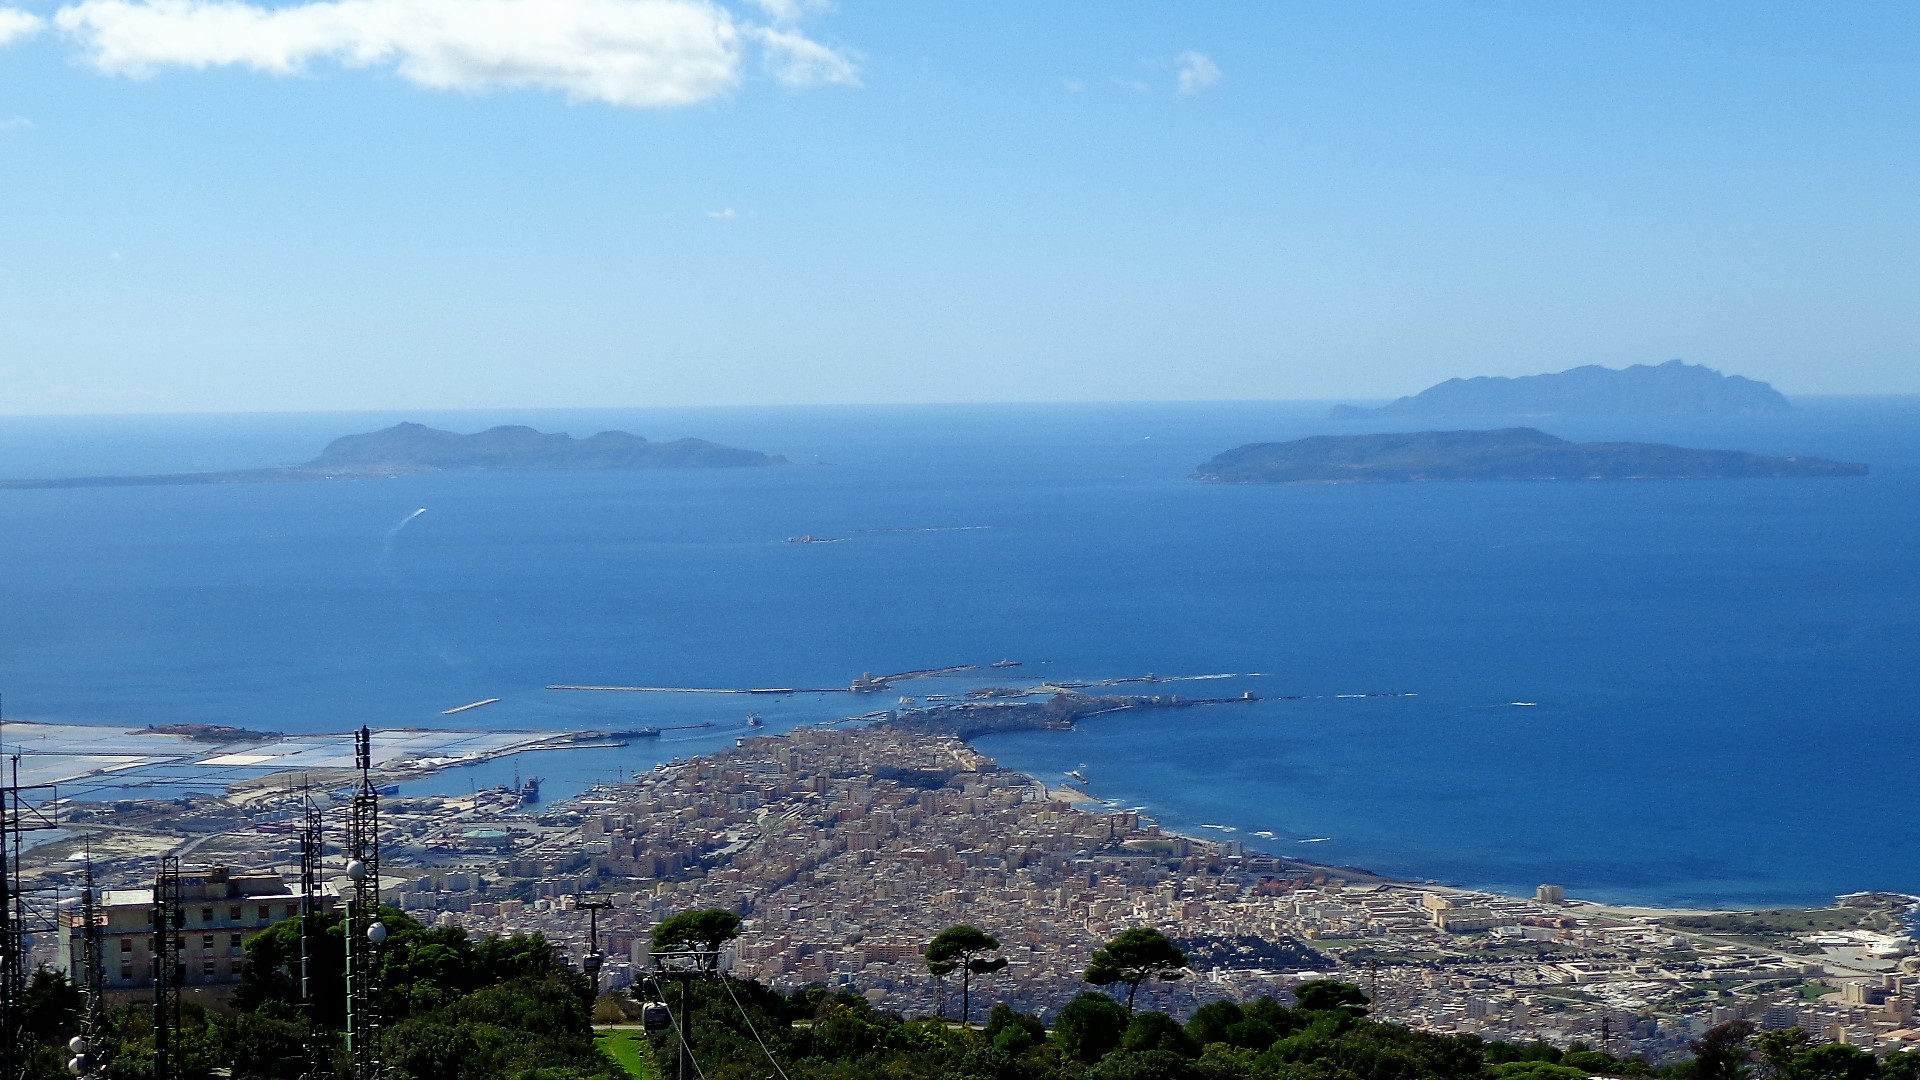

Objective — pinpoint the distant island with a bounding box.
[1330,360,1792,420]
[0,422,786,490]
[1195,428,1866,484]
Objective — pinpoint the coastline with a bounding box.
[14,712,1897,921]
[919,730,1887,921]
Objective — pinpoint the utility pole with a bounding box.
[152,857,184,1080]
[576,896,613,993]
[653,947,717,1080]
[345,727,386,1080]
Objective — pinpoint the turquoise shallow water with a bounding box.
[0,399,1913,907]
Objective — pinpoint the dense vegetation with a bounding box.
[14,907,619,1080]
[634,979,1920,1080]
[16,911,1920,1080]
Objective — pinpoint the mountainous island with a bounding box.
[1195,428,1866,484]
[0,422,786,489]
[1329,360,1792,419]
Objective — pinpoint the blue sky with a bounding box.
[0,2,1915,413]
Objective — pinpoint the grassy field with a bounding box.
[596,1028,658,1080]
[1660,908,1881,936]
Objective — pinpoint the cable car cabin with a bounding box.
[582,951,603,973]
[641,1002,672,1032]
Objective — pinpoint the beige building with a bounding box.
[58,866,336,1002]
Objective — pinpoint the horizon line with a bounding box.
[5,391,1919,422]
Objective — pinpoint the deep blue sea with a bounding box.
[1,399,1914,909]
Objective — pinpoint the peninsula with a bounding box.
[1195,428,1867,484]
[1330,359,1792,419]
[0,422,785,489]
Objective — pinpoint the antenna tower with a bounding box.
[152,856,185,1080]
[0,699,62,1080]
[63,852,108,1080]
[345,727,386,1080]
[299,785,330,1080]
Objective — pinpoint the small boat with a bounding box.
[1300,837,1332,844]
[745,713,765,728]
[1066,770,1089,783]
[1509,701,1538,707]
[991,659,1022,669]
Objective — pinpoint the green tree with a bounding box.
[985,1003,1047,1057]
[1122,1012,1199,1058]
[650,908,742,971]
[14,968,83,1080]
[926,925,1008,1028]
[1491,1063,1589,1080]
[1052,991,1131,1064]
[1291,979,1370,1017]
[1084,929,1189,1015]
[216,1013,306,1080]
[1882,1050,1920,1080]
[382,1017,482,1080]
[1690,1019,1756,1080]
[1798,1044,1880,1080]
[1092,1049,1202,1080]
[1757,1027,1812,1080]
[1184,1001,1244,1049]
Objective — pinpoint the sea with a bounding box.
[0,398,1914,910]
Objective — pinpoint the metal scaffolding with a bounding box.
[344,727,385,1080]
[0,704,60,1080]
[300,789,331,1080]
[152,856,185,1080]
[64,853,108,1080]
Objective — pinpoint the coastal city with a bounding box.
[20,720,1919,1066]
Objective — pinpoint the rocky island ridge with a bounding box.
[0,421,785,489]
[1331,359,1793,420]
[1197,427,1866,484]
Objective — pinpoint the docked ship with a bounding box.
[520,776,543,803]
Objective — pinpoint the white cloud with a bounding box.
[1060,77,1083,94]
[706,207,737,219]
[1175,50,1221,95]
[749,23,854,87]
[744,0,828,24]
[49,0,857,107]
[0,115,32,131]
[0,7,47,45]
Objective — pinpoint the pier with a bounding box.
[440,697,502,716]
[546,662,984,697]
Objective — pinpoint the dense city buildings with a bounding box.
[20,723,1919,1066]
[383,726,1920,1063]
